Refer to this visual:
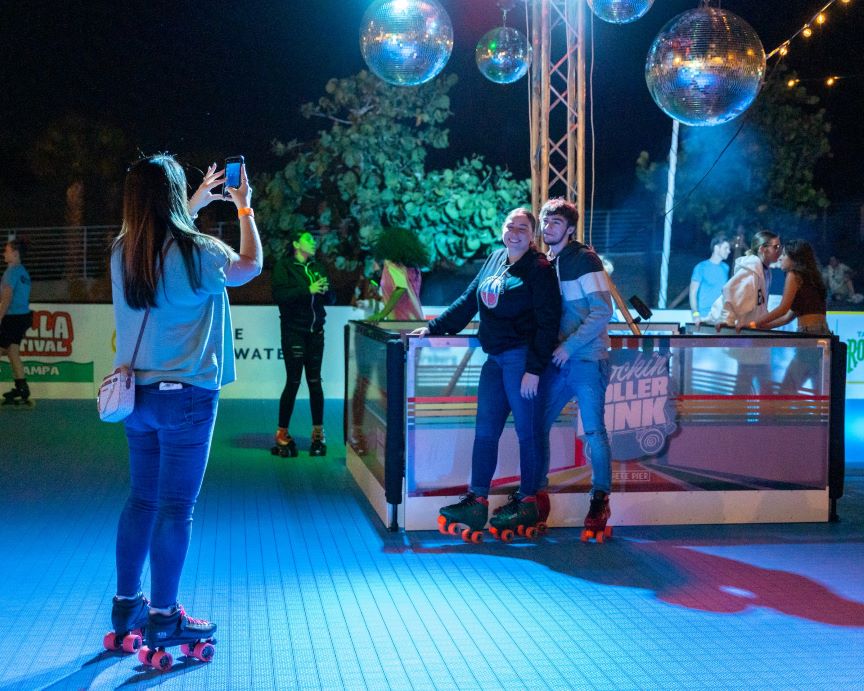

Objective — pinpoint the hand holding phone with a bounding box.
[223,156,244,198]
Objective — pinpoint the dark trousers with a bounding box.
[279,327,325,430]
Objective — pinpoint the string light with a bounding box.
[767,0,854,59]
[784,73,861,89]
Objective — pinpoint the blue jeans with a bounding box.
[116,384,219,609]
[470,347,541,498]
[538,359,611,495]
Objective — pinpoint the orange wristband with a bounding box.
[238,207,254,218]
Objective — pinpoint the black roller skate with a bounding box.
[489,495,540,542]
[309,426,327,457]
[138,604,217,672]
[581,490,612,543]
[2,382,34,408]
[103,593,149,654]
[438,492,488,543]
[270,428,298,458]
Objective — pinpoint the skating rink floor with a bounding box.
[0,399,862,690]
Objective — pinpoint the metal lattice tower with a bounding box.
[529,0,586,241]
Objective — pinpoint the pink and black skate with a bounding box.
[138,605,217,672]
[581,491,612,543]
[103,594,149,654]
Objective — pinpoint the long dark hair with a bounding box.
[114,155,222,309]
[784,239,827,302]
[372,227,429,268]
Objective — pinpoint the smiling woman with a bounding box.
[410,207,561,541]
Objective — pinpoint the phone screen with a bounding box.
[225,161,242,189]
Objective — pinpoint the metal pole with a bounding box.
[658,118,679,308]
[574,0,586,242]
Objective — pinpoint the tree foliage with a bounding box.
[636,66,831,238]
[258,70,529,273]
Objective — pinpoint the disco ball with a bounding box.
[475,26,531,84]
[645,7,766,126]
[359,0,454,87]
[588,0,654,24]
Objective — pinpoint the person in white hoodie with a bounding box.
[706,230,782,393]
[707,231,781,328]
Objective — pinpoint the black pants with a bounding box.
[279,328,325,430]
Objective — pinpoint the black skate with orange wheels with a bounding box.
[138,605,217,673]
[581,491,612,543]
[488,495,541,542]
[103,594,149,654]
[438,492,488,543]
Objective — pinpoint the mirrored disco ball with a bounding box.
[359,0,453,87]
[645,7,766,126]
[588,0,654,24]
[475,26,531,84]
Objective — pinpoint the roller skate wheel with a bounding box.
[500,529,514,542]
[525,526,538,539]
[488,526,499,538]
[580,530,593,542]
[103,631,121,651]
[138,646,151,664]
[152,650,173,672]
[437,515,448,534]
[596,531,605,544]
[605,526,613,537]
[470,531,483,544]
[536,522,548,534]
[447,522,461,536]
[516,524,525,536]
[194,641,216,661]
[122,632,142,653]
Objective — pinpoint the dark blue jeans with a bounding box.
[537,359,611,495]
[116,384,219,609]
[470,346,541,498]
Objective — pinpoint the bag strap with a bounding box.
[128,308,150,370]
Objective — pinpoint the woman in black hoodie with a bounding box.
[413,208,561,539]
[270,230,331,457]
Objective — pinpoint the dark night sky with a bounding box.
[2,0,862,224]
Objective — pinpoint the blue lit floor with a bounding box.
[0,400,862,690]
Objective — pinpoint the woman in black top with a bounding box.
[412,208,561,539]
[270,230,332,457]
[754,239,828,334]
[754,239,830,393]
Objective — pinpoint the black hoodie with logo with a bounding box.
[427,247,561,375]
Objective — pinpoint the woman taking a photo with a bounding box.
[105,155,261,670]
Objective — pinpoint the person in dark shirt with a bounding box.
[270,230,332,457]
[412,208,561,540]
[754,239,829,393]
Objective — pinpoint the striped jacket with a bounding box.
[551,241,613,361]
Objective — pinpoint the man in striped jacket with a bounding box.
[537,198,615,538]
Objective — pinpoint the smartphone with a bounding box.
[223,155,244,197]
